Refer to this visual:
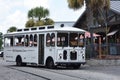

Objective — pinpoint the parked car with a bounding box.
[0,51,3,57]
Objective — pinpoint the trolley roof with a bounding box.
[4,25,85,36]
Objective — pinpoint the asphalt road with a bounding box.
[0,58,120,80]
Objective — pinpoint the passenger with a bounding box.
[33,41,37,46]
[29,41,33,46]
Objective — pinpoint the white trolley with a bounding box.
[4,25,86,68]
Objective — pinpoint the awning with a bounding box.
[85,31,100,38]
[107,30,118,36]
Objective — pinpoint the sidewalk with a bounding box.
[86,59,120,66]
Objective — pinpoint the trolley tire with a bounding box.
[73,64,81,69]
[46,59,55,69]
[16,57,22,66]
[22,63,27,66]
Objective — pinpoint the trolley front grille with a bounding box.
[70,51,77,60]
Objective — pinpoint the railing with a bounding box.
[86,43,120,59]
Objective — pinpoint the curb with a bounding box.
[86,59,120,66]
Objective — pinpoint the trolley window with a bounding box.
[29,34,33,47]
[57,33,68,47]
[69,33,78,47]
[4,36,13,47]
[15,35,24,46]
[34,34,37,46]
[25,35,29,47]
[78,34,85,47]
[51,33,55,46]
[46,33,51,47]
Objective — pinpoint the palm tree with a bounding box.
[67,0,110,27]
[43,9,49,18]
[34,7,49,21]
[26,6,53,27]
[28,9,34,19]
[28,7,50,21]
[67,0,110,57]
[34,7,43,21]
[7,26,17,33]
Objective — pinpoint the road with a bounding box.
[0,58,120,80]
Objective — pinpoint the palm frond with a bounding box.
[67,0,84,10]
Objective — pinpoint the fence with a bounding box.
[86,43,120,59]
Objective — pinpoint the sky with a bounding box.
[0,0,85,34]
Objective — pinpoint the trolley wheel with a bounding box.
[73,64,81,69]
[46,59,55,69]
[16,57,22,66]
[22,63,27,66]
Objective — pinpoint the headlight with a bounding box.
[59,53,62,59]
[82,54,85,59]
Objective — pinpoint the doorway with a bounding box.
[38,34,44,64]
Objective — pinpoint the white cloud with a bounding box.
[49,0,86,21]
[0,0,85,34]
[0,0,49,34]
[0,10,27,33]
[6,10,26,27]
[24,0,49,9]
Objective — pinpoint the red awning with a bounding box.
[85,31,100,38]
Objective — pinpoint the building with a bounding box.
[73,0,120,57]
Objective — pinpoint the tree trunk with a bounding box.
[86,4,94,58]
